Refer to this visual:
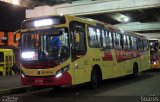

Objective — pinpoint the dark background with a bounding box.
[0,1,25,31]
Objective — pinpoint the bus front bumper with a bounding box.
[20,72,72,86]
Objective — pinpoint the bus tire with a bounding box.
[132,64,139,79]
[90,68,102,89]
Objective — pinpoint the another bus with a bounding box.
[0,49,15,76]
[149,39,160,69]
[18,15,150,88]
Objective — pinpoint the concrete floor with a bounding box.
[0,74,23,90]
[2,70,160,102]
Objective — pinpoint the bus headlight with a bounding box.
[153,62,157,65]
[21,73,25,78]
[55,65,69,78]
[20,70,25,78]
[56,70,63,78]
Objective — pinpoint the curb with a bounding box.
[0,86,30,96]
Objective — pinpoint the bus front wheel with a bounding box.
[90,68,101,89]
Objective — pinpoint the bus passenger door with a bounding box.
[70,21,87,84]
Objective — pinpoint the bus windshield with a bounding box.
[150,40,158,54]
[21,28,69,62]
[150,40,159,62]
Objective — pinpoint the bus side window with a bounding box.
[115,33,122,49]
[143,39,149,51]
[130,37,137,50]
[138,38,143,51]
[88,27,101,48]
[88,27,96,47]
[102,31,113,49]
[123,35,131,50]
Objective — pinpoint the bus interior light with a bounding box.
[34,19,53,27]
[21,51,36,59]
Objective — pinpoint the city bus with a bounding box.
[149,39,160,69]
[0,49,15,76]
[18,15,150,88]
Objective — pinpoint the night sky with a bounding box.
[0,1,26,32]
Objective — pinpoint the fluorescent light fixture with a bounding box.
[34,19,53,27]
[21,51,36,59]
[123,17,130,22]
[60,13,63,16]
[12,0,20,5]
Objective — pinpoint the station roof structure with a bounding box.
[22,0,160,24]
[0,0,160,33]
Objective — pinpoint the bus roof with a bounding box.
[22,15,147,39]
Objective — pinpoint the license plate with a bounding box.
[35,79,43,83]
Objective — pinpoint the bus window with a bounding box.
[130,36,137,50]
[123,35,127,49]
[115,33,122,49]
[88,27,95,47]
[126,36,131,50]
[102,31,113,49]
[96,29,101,47]
[101,30,105,47]
[150,40,158,54]
[123,35,130,50]
[138,38,143,50]
[0,52,4,62]
[88,27,101,48]
[47,28,69,60]
[143,39,149,51]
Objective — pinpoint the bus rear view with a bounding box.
[149,40,160,69]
